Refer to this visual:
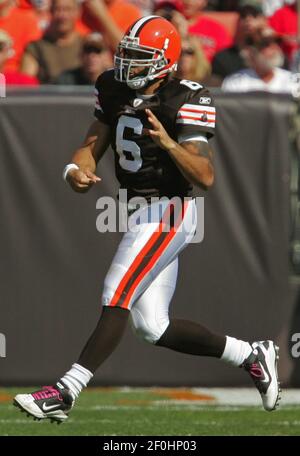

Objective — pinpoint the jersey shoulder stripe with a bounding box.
[177,103,216,128]
[172,79,216,137]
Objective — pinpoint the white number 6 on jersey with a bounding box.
[116,115,143,172]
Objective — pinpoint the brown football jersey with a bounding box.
[94,69,216,201]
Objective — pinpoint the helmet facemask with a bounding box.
[114,36,173,90]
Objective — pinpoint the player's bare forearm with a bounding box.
[71,147,97,174]
[167,140,214,188]
[71,120,110,170]
[67,120,111,193]
[83,0,123,50]
[146,109,214,188]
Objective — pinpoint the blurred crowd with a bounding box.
[0,0,299,93]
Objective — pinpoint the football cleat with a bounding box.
[242,340,281,411]
[13,382,74,423]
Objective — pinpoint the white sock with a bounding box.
[221,336,252,367]
[60,363,93,400]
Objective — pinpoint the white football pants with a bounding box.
[102,197,197,344]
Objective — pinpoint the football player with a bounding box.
[14,16,280,422]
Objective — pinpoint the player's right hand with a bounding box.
[67,168,101,193]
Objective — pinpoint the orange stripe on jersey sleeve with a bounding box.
[177,116,216,123]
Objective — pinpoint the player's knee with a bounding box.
[130,308,170,345]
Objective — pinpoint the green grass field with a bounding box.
[1,387,300,436]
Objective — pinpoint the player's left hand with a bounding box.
[145,109,176,151]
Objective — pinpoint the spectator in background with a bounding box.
[261,0,285,16]
[82,0,142,50]
[222,29,296,93]
[207,0,240,10]
[268,0,298,64]
[154,0,186,35]
[127,0,153,15]
[30,0,52,32]
[56,32,112,84]
[153,0,190,38]
[0,28,39,84]
[19,0,92,36]
[212,4,267,84]
[0,0,41,72]
[182,0,233,61]
[21,0,83,84]
[153,0,211,80]
[176,35,211,82]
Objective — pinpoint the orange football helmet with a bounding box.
[114,15,182,90]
